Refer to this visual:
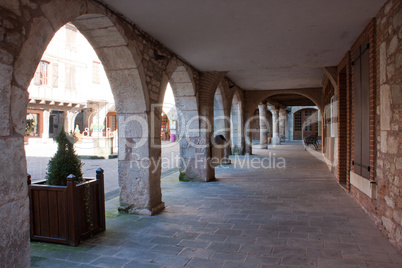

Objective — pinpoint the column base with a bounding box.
[258,144,268,149]
[118,202,165,216]
[271,137,281,145]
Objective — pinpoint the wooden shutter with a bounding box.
[352,39,370,178]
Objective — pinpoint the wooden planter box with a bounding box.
[28,168,106,246]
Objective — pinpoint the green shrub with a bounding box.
[46,128,83,186]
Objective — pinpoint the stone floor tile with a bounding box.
[207,241,241,252]
[85,245,123,256]
[178,239,210,249]
[186,257,224,268]
[366,262,402,268]
[177,248,214,259]
[325,241,359,251]
[114,249,158,261]
[222,260,258,268]
[66,252,101,263]
[210,251,247,261]
[123,260,160,268]
[317,258,367,268]
[272,246,306,256]
[245,255,281,265]
[152,254,190,267]
[238,244,272,255]
[287,238,324,249]
[91,256,130,268]
[281,255,317,267]
[307,248,341,259]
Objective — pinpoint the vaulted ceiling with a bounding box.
[102,0,386,91]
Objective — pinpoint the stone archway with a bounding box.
[162,60,202,180]
[1,3,154,265]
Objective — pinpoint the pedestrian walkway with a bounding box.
[30,142,402,267]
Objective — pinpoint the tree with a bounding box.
[46,128,83,186]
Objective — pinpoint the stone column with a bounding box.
[117,112,165,215]
[42,110,50,139]
[244,114,253,155]
[279,108,286,142]
[258,102,268,149]
[65,111,78,134]
[285,111,289,141]
[271,108,281,145]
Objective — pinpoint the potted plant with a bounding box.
[28,128,105,246]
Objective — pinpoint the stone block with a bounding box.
[73,16,114,31]
[108,70,146,113]
[380,42,387,85]
[388,35,398,55]
[388,135,399,154]
[380,85,392,131]
[381,131,388,153]
[172,82,195,96]
[0,63,12,136]
[83,27,127,48]
[97,46,137,71]
[118,113,149,138]
[0,198,30,268]
[0,0,21,16]
[14,17,54,88]
[40,0,86,30]
[11,86,29,136]
[176,96,198,111]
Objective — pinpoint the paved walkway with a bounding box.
[30,142,402,267]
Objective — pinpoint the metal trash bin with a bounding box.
[211,134,226,166]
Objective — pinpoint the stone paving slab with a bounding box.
[31,143,402,267]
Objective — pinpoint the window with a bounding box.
[52,63,58,88]
[25,113,39,136]
[92,61,100,84]
[294,112,302,131]
[330,96,338,137]
[65,64,76,90]
[34,61,49,85]
[352,39,370,178]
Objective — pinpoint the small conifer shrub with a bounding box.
[46,128,83,186]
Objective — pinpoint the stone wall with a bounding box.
[374,0,402,250]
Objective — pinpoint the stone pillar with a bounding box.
[42,110,50,139]
[279,108,286,142]
[65,111,78,134]
[258,102,268,149]
[285,111,289,141]
[244,114,253,155]
[271,108,281,145]
[117,112,165,215]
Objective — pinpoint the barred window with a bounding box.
[294,112,302,131]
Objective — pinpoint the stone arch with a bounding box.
[8,1,160,249]
[244,88,323,119]
[230,91,244,154]
[162,60,199,138]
